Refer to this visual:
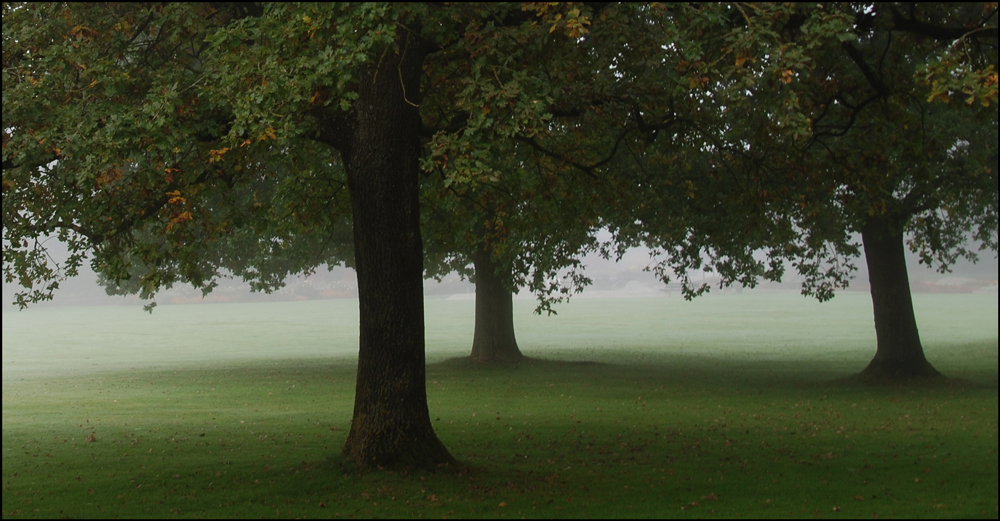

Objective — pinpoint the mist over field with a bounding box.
[3,238,997,310]
[4,290,996,519]
[4,286,996,383]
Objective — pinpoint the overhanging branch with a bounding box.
[514,118,676,179]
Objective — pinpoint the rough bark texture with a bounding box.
[470,247,524,362]
[338,32,454,470]
[859,215,942,380]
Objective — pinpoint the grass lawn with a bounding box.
[2,292,997,518]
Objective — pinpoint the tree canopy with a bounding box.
[604,2,996,296]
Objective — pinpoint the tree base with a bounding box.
[342,431,456,472]
[857,358,944,383]
[467,352,527,367]
[434,355,601,371]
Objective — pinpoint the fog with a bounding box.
[3,235,996,310]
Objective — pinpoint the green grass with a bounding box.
[3,292,998,518]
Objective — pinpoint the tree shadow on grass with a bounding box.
[824,372,988,390]
[318,451,478,479]
[430,348,997,393]
[431,355,602,371]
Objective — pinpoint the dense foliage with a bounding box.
[603,3,997,300]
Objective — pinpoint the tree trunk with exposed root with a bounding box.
[859,215,942,381]
[338,31,454,470]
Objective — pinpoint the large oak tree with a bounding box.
[2,1,694,469]
[727,2,997,380]
[607,2,997,380]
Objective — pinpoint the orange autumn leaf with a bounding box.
[166,190,185,205]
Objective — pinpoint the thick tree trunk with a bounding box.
[470,247,524,362]
[859,215,941,380]
[339,32,454,470]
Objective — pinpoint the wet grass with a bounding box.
[2,292,997,518]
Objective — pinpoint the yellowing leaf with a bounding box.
[166,190,185,205]
[208,147,230,162]
[258,127,277,142]
[166,211,193,232]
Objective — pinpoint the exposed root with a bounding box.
[342,431,457,473]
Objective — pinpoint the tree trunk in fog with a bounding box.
[337,31,454,470]
[859,215,941,380]
[470,247,524,362]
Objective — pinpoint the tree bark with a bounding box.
[338,31,454,470]
[470,247,524,362]
[859,215,942,380]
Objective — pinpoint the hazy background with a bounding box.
[3,233,997,310]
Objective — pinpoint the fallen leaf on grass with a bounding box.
[855,495,865,501]
[498,502,507,508]
[833,506,841,512]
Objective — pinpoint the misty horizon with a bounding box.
[4,237,996,310]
